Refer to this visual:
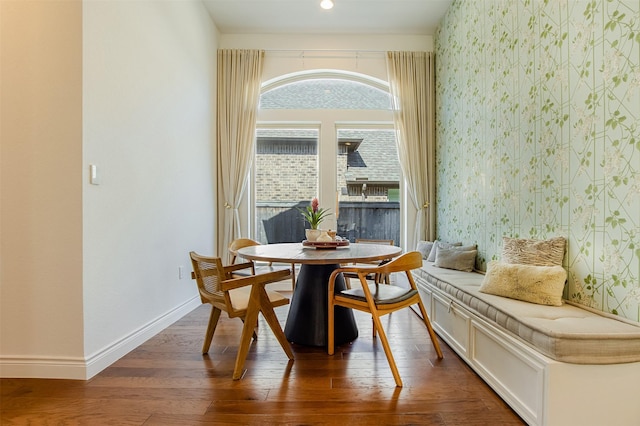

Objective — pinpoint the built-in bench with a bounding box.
[413,261,640,426]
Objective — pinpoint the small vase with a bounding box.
[317,230,332,242]
[305,229,321,242]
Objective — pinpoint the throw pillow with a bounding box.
[426,240,463,262]
[434,248,477,272]
[502,236,566,266]
[479,261,567,306]
[416,241,434,260]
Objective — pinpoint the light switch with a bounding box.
[90,164,100,185]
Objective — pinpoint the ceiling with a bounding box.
[202,0,454,35]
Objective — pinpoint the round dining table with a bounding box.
[236,242,403,347]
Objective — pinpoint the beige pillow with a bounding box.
[426,240,464,262]
[416,241,434,259]
[434,248,477,272]
[479,261,567,306]
[502,236,566,266]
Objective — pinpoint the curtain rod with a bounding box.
[264,49,387,59]
[264,49,386,53]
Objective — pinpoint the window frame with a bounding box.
[244,71,408,247]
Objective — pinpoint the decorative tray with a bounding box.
[302,240,350,249]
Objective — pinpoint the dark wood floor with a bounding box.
[1,287,525,425]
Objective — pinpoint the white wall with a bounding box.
[1,0,219,379]
[221,33,432,82]
[0,0,85,378]
[82,0,218,377]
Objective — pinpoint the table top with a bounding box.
[236,242,402,265]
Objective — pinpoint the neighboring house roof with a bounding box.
[341,129,400,184]
[260,79,392,110]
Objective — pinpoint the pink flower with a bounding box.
[298,197,331,229]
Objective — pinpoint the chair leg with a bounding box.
[233,285,294,380]
[203,306,221,354]
[416,299,443,359]
[371,312,403,387]
[291,263,296,291]
[328,292,336,355]
[233,287,262,380]
[258,286,294,360]
[240,317,259,340]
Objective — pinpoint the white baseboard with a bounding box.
[0,356,89,380]
[0,296,201,380]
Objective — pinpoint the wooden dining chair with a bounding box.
[228,238,297,290]
[189,251,294,380]
[327,251,443,387]
[343,239,395,288]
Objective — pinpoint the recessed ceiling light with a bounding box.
[320,0,334,10]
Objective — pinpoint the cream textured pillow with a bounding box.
[426,240,463,262]
[434,248,477,272]
[416,241,434,259]
[479,261,567,306]
[502,236,566,266]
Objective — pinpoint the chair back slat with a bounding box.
[190,252,225,302]
[355,239,394,245]
[228,238,261,264]
[373,251,422,274]
[228,238,297,291]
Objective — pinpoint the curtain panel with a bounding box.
[216,49,265,258]
[386,51,436,244]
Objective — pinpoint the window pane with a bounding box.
[337,128,400,244]
[260,79,391,110]
[255,128,318,244]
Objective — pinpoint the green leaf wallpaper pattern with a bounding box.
[435,0,639,322]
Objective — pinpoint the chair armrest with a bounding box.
[220,268,292,292]
[191,262,253,280]
[190,262,256,281]
[223,262,254,274]
[336,265,380,275]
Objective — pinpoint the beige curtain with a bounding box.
[386,51,436,245]
[216,49,265,257]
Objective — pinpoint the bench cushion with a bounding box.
[415,261,640,364]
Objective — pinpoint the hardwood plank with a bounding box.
[1,412,150,425]
[0,295,524,425]
[1,396,209,415]
[144,413,447,425]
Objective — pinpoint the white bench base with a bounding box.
[416,275,640,426]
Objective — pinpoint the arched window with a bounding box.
[253,72,401,245]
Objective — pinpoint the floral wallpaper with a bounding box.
[435,0,640,322]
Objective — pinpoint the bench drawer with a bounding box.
[431,292,470,357]
[416,281,433,318]
[470,318,545,425]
